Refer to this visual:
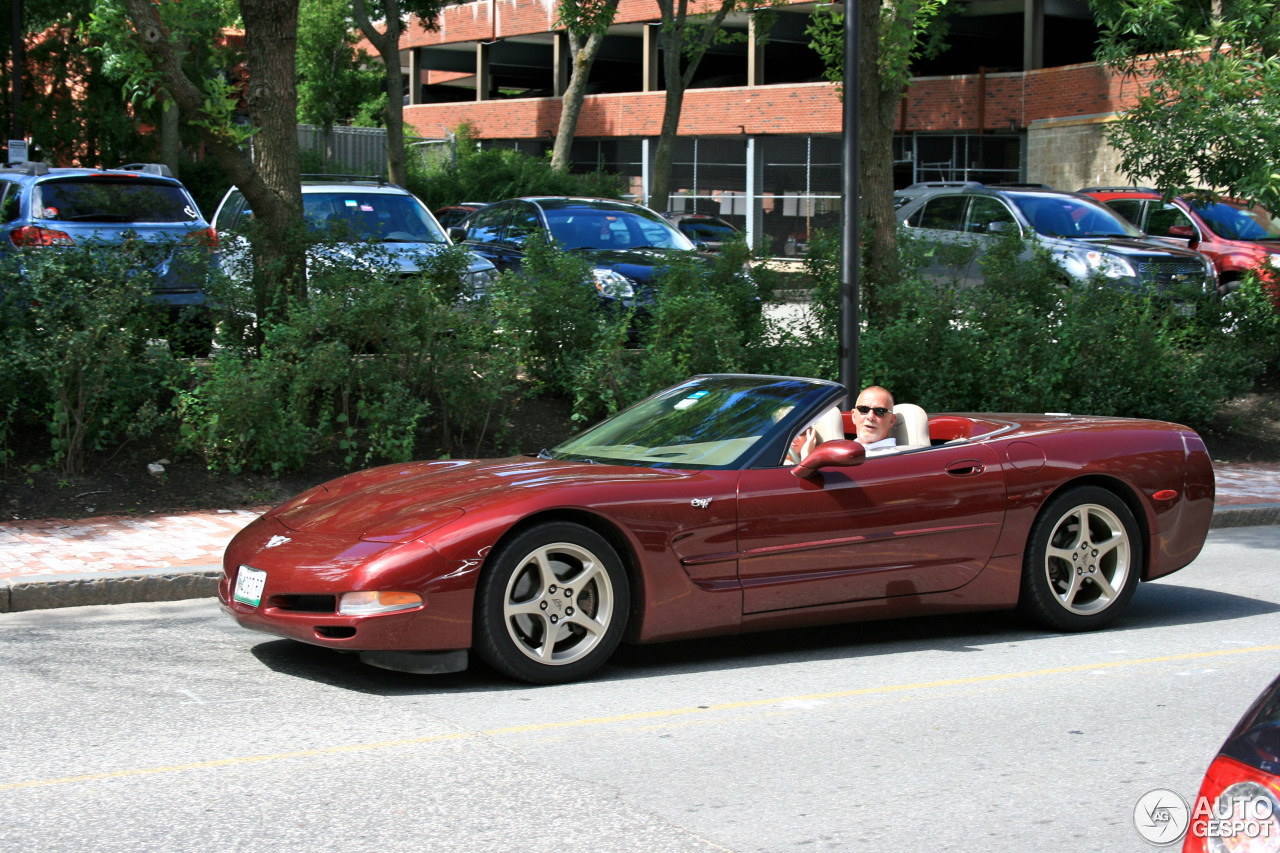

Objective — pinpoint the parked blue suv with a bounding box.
[0,161,216,355]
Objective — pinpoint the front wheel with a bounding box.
[1019,486,1142,632]
[474,522,629,684]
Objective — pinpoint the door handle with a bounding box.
[945,459,985,477]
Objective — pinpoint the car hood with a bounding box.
[1051,236,1206,260]
[575,246,711,282]
[271,456,686,540]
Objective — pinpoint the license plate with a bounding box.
[233,565,267,607]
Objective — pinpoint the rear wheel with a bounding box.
[1019,486,1142,632]
[474,522,629,684]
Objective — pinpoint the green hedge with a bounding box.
[3,225,1275,476]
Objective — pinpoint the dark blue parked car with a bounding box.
[0,161,217,355]
[449,197,713,314]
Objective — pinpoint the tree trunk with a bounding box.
[159,94,181,178]
[860,0,899,294]
[124,0,306,326]
[551,21,613,172]
[354,0,408,186]
[648,0,736,213]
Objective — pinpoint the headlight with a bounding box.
[338,590,423,615]
[590,268,635,299]
[1082,250,1135,279]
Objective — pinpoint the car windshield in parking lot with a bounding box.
[1192,201,1280,240]
[32,180,201,224]
[543,204,694,252]
[1006,192,1138,239]
[302,192,448,244]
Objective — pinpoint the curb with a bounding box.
[1209,503,1280,530]
[0,565,221,613]
[3,504,1279,614]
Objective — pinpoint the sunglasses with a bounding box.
[854,405,891,417]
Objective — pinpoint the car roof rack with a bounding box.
[1078,186,1158,194]
[903,181,984,189]
[120,162,175,178]
[300,173,397,187]
[1,161,49,176]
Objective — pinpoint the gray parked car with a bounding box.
[212,178,497,300]
[895,183,1217,294]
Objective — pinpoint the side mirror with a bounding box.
[1166,224,1196,242]
[988,221,1011,234]
[448,225,468,243]
[792,439,867,479]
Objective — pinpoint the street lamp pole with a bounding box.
[839,0,860,403]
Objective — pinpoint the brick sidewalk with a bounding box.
[0,509,265,580]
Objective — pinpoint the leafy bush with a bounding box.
[775,226,1261,427]
[177,242,523,473]
[405,124,627,210]
[0,246,182,474]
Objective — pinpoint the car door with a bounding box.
[734,443,1006,614]
[961,195,1020,288]
[903,194,975,285]
[460,202,515,271]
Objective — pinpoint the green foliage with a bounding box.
[0,246,182,475]
[177,239,523,473]
[405,124,627,209]
[771,226,1263,426]
[296,0,386,129]
[87,0,249,146]
[1094,0,1280,205]
[807,0,953,96]
[639,242,769,391]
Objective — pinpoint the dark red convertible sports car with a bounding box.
[220,374,1215,684]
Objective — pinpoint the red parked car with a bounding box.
[1183,670,1280,851]
[1083,187,1280,297]
[220,374,1215,684]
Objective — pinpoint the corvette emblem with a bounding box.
[691,497,713,509]
[265,535,291,549]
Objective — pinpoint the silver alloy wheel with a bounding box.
[1042,502,1132,615]
[502,541,616,666]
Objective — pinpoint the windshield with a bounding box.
[678,219,737,242]
[545,205,696,252]
[303,192,447,244]
[1193,201,1280,240]
[1010,193,1139,239]
[33,180,201,224]
[549,375,838,469]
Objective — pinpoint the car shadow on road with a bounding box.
[246,583,1278,694]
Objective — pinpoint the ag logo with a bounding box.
[1134,788,1190,845]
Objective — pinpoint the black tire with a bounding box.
[1019,485,1143,632]
[474,522,629,684]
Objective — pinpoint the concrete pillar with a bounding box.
[747,16,764,86]
[643,24,660,92]
[476,42,491,101]
[553,32,570,97]
[1023,0,1044,71]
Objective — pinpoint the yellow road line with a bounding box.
[6,644,1278,793]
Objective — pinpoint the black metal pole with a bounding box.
[839,0,860,404]
[10,0,22,143]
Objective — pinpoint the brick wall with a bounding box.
[404,83,843,139]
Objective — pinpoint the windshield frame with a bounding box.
[302,190,449,245]
[548,374,844,470]
[539,200,697,252]
[1008,192,1143,239]
[1192,200,1280,241]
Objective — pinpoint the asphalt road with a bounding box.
[2,526,1279,853]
